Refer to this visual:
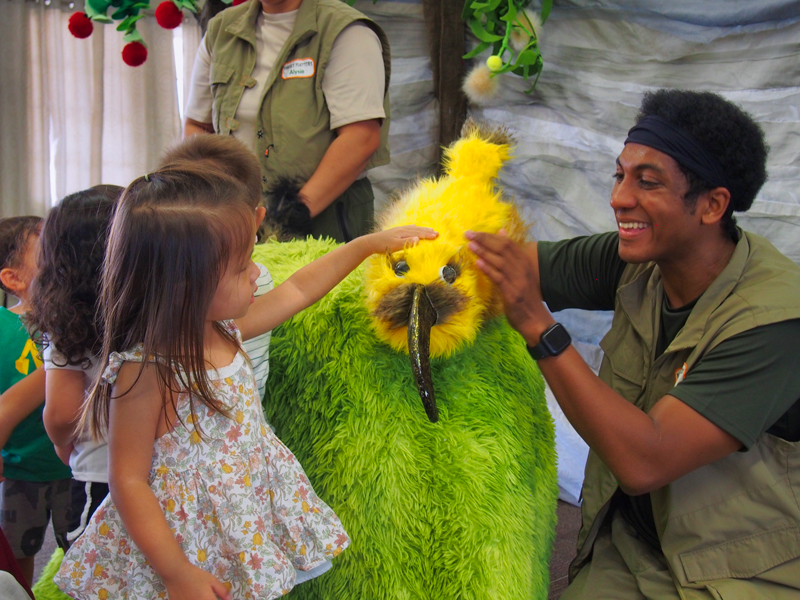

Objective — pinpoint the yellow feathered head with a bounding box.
[364,120,527,422]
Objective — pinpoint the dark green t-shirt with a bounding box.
[0,307,71,481]
[538,232,800,547]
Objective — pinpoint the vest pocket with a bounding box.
[209,63,236,132]
[679,525,800,582]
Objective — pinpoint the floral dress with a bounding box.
[55,322,349,600]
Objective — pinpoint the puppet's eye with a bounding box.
[439,265,457,284]
[394,260,410,277]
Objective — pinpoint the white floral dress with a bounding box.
[55,322,349,600]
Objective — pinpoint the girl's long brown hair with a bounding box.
[82,165,256,440]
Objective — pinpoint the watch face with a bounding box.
[543,323,571,354]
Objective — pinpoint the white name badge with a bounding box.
[282,58,315,79]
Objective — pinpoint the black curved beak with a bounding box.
[408,284,439,423]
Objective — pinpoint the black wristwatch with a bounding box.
[527,323,571,360]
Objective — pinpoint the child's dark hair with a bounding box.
[27,186,122,365]
[0,216,42,295]
[84,165,255,440]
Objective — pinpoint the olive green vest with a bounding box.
[572,231,800,597]
[205,0,391,241]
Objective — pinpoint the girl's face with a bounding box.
[208,249,260,322]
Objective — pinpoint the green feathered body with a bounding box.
[254,239,558,600]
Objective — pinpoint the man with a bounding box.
[467,89,800,598]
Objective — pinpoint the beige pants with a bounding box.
[560,511,680,600]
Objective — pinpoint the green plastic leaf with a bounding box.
[462,40,491,60]
[122,28,144,43]
[513,48,539,66]
[180,0,198,12]
[116,14,143,31]
[500,2,517,23]
[541,0,553,24]
[111,6,136,20]
[131,2,150,8]
[84,0,110,18]
[468,17,504,43]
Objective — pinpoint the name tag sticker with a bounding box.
[282,58,315,79]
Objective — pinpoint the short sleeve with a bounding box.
[101,346,145,386]
[538,232,626,312]
[323,22,386,130]
[184,33,214,124]
[670,320,800,449]
[42,343,83,372]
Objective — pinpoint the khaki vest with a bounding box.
[205,0,391,241]
[572,231,800,597]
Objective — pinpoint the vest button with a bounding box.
[257,129,264,139]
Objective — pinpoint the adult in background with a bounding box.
[467,89,800,598]
[184,0,391,243]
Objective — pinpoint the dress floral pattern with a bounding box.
[55,321,349,600]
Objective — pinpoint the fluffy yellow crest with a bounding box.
[364,120,526,357]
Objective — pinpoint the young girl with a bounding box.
[26,185,123,544]
[55,166,436,600]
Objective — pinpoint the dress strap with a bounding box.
[101,346,145,386]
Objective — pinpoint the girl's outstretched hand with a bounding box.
[164,563,231,600]
[366,225,438,254]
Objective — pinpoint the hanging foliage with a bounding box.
[68,0,200,66]
[462,0,552,93]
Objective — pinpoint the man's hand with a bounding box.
[465,230,552,345]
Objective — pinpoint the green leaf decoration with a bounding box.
[513,48,539,66]
[462,0,552,94]
[180,0,198,13]
[462,40,492,60]
[84,0,110,18]
[116,14,144,31]
[131,2,150,8]
[541,0,553,24]
[122,28,144,43]
[468,17,504,43]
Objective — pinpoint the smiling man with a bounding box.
[467,89,800,599]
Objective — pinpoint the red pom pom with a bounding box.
[68,12,93,39]
[232,0,248,6]
[122,41,148,67]
[155,1,184,29]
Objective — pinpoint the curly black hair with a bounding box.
[26,185,122,367]
[0,216,42,295]
[636,89,769,242]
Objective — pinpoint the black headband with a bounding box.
[625,115,728,189]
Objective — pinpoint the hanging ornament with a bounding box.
[122,40,148,66]
[67,0,201,65]
[68,12,94,38]
[155,0,184,29]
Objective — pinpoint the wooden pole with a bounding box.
[422,0,468,175]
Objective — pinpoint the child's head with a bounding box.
[87,164,256,437]
[27,185,123,363]
[0,216,42,304]
[159,134,263,210]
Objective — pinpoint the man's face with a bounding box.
[611,143,699,265]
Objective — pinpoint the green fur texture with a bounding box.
[32,548,71,600]
[254,239,558,600]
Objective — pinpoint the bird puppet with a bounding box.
[259,120,558,599]
[32,121,558,600]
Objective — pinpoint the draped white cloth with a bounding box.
[0,0,183,217]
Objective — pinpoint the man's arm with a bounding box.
[466,231,741,495]
[299,119,381,218]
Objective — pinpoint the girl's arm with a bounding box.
[0,368,46,479]
[109,362,230,600]
[43,368,86,447]
[238,225,437,341]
